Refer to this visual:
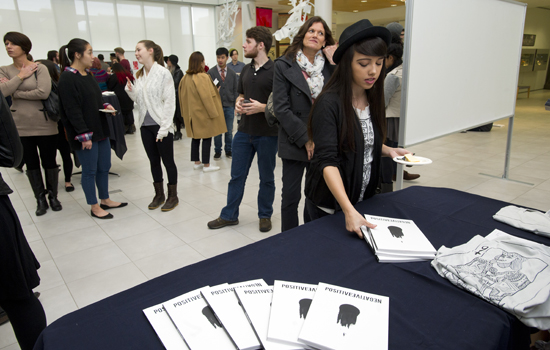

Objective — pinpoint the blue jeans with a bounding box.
[214,106,235,154]
[75,138,111,205]
[220,131,278,221]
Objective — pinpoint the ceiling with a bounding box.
[257,0,550,14]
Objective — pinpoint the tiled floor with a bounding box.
[1,90,549,349]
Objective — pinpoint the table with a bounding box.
[517,85,531,99]
[35,187,548,350]
[102,93,127,160]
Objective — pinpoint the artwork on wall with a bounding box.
[257,8,273,28]
[522,34,536,47]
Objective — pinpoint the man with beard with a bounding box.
[208,26,278,233]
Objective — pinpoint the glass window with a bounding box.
[191,5,216,68]
[86,0,119,51]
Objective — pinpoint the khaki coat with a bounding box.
[178,73,227,139]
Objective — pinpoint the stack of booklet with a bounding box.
[143,279,390,350]
[361,214,437,263]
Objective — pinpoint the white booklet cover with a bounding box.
[201,279,267,350]
[267,281,317,348]
[163,285,237,350]
[298,283,390,350]
[364,214,437,256]
[235,286,304,350]
[143,304,189,350]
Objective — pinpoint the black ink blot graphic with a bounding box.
[202,306,222,328]
[388,226,404,239]
[337,304,360,328]
[299,299,312,319]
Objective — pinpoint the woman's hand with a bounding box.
[323,44,338,65]
[18,62,38,80]
[382,144,412,159]
[344,208,376,239]
[126,77,133,92]
[0,77,9,83]
[105,104,116,116]
[305,140,315,160]
[82,140,92,150]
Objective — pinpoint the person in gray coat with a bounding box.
[207,47,238,159]
[273,16,336,231]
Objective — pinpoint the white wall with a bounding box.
[518,7,550,90]
[0,0,218,72]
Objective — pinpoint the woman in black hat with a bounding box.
[304,19,412,238]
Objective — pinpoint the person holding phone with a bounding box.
[58,38,125,219]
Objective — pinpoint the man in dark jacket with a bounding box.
[167,55,184,139]
[207,48,238,159]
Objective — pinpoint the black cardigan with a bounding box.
[58,70,110,151]
[305,92,383,210]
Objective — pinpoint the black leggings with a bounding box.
[140,125,178,185]
[20,135,58,171]
[57,122,73,183]
[0,293,46,350]
[191,138,212,164]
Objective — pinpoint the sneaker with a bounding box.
[193,163,203,170]
[225,151,232,159]
[203,165,220,173]
[214,153,221,160]
[259,218,272,232]
[208,217,239,229]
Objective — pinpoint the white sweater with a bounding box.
[125,62,175,139]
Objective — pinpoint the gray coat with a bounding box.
[273,54,334,161]
[207,66,238,108]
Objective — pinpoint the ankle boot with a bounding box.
[161,184,179,211]
[27,169,49,216]
[148,182,165,210]
[45,168,62,211]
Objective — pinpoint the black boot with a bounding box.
[45,168,62,211]
[27,169,48,216]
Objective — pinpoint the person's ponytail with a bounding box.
[59,38,89,71]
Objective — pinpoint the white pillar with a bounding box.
[240,0,256,64]
[314,0,332,30]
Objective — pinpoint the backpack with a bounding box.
[35,72,61,122]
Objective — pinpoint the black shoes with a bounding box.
[208,217,239,229]
[214,153,221,160]
[174,131,183,141]
[65,183,75,192]
[225,152,232,159]
[91,211,113,219]
[99,202,128,210]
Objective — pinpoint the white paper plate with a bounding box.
[102,91,116,96]
[393,156,432,166]
[99,109,117,113]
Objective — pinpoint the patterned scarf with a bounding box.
[296,49,325,99]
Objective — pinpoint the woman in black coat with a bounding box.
[0,90,46,350]
[272,16,336,232]
[107,63,135,134]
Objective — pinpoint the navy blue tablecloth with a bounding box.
[35,186,548,350]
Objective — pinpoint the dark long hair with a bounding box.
[386,32,403,74]
[308,37,387,152]
[3,31,32,54]
[186,51,205,75]
[135,40,164,78]
[284,16,335,60]
[112,62,134,85]
[59,38,89,71]
[36,59,59,82]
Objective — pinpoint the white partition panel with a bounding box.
[0,0,23,65]
[191,5,217,68]
[399,0,527,147]
[16,0,58,61]
[144,2,171,57]
[168,3,194,72]
[52,0,91,47]
[117,0,145,52]
[86,0,119,51]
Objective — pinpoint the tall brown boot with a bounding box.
[148,182,165,210]
[161,184,179,211]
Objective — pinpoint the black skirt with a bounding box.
[0,195,40,301]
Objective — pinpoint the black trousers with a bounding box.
[56,121,73,183]
[191,138,212,164]
[20,135,58,171]
[140,125,178,185]
[381,139,398,184]
[122,110,134,127]
[281,158,310,231]
[0,293,46,350]
[304,197,330,224]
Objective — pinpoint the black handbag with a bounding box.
[35,72,61,122]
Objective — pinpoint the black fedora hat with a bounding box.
[333,19,392,64]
